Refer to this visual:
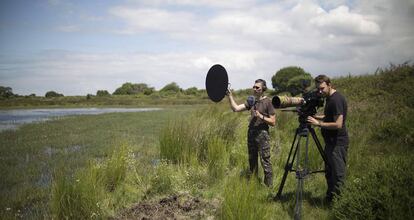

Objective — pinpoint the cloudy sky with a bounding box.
[1,0,413,95]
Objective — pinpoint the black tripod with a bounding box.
[274,122,327,220]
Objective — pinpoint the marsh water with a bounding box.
[0,108,161,131]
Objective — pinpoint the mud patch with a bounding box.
[115,193,219,220]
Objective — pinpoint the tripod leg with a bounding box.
[294,128,310,220]
[294,134,303,220]
[295,178,303,220]
[309,127,328,164]
[275,128,300,199]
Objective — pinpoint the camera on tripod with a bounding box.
[271,89,324,124]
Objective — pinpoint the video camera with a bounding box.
[272,89,324,124]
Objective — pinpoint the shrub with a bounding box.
[45,91,64,98]
[332,156,414,220]
[96,90,110,97]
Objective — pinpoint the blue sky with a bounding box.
[1,0,413,95]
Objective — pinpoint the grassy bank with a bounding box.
[0,93,211,109]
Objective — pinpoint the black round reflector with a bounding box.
[205,64,228,102]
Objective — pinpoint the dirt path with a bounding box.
[114,193,219,219]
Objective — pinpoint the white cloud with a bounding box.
[2,0,414,96]
[310,5,381,35]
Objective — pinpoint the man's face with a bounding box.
[252,82,263,96]
[316,81,331,97]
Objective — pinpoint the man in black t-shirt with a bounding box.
[307,75,349,203]
[227,79,276,187]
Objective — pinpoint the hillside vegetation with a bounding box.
[152,63,414,219]
[330,63,414,219]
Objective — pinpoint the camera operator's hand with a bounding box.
[307,116,321,127]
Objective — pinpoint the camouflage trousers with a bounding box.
[247,129,273,187]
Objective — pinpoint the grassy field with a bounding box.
[1,63,413,219]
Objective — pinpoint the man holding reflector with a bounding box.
[227,79,276,187]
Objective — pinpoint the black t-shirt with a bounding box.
[245,97,275,130]
[321,91,349,146]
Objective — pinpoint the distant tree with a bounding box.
[160,82,181,93]
[271,66,312,96]
[96,90,110,97]
[86,94,94,100]
[45,91,64,98]
[113,82,154,95]
[143,87,155,95]
[0,86,14,98]
[184,87,199,95]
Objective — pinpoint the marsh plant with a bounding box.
[159,105,240,168]
[219,176,268,220]
[50,144,132,219]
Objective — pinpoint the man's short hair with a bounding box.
[315,75,331,85]
[255,79,267,91]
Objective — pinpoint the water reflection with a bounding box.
[0,108,161,131]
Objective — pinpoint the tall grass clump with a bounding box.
[50,144,131,219]
[207,137,229,180]
[146,160,176,196]
[159,118,198,164]
[159,105,241,167]
[101,144,129,191]
[219,177,267,220]
[51,165,106,219]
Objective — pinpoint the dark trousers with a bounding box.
[324,144,348,200]
[247,129,273,187]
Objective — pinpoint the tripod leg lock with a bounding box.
[296,169,309,179]
[285,163,293,171]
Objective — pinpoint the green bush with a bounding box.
[45,91,64,98]
[332,156,414,220]
[96,90,110,97]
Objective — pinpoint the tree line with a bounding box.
[1,66,311,99]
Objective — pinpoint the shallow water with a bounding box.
[0,107,161,131]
